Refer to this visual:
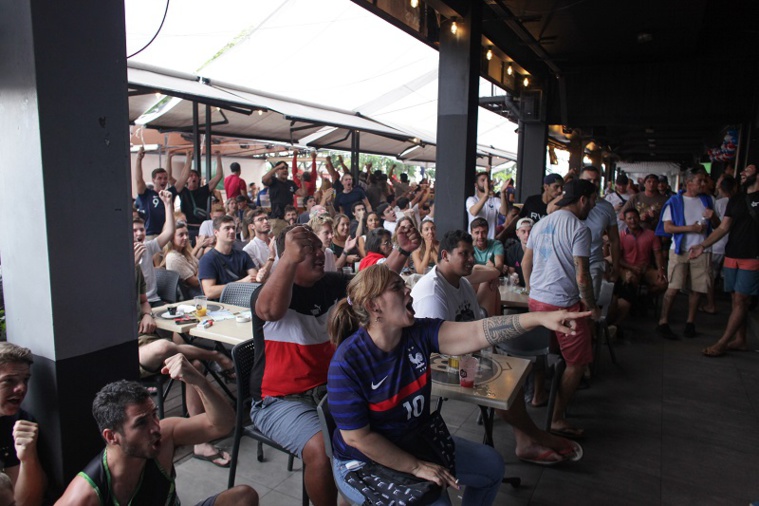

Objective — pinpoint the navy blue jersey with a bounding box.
[328,318,443,462]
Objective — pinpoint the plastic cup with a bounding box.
[459,355,479,388]
[342,266,353,276]
[194,295,208,317]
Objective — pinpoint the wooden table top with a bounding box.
[430,353,531,411]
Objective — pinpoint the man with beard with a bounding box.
[505,217,533,286]
[411,230,583,465]
[691,164,759,356]
[522,179,599,438]
[243,209,275,283]
[519,173,565,224]
[620,174,668,232]
[466,172,508,239]
[56,356,258,505]
[173,151,225,242]
[250,225,419,506]
[470,217,505,273]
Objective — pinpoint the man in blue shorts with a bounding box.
[690,163,759,356]
[250,224,419,506]
[56,354,258,505]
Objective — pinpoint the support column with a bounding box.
[515,121,548,201]
[434,3,482,235]
[0,0,135,495]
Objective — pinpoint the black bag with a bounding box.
[344,411,455,506]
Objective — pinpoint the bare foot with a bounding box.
[726,341,749,351]
[702,344,726,357]
[515,444,564,464]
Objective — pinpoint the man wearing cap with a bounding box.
[620,174,668,231]
[658,176,673,197]
[505,217,533,286]
[519,173,565,224]
[224,161,247,200]
[522,179,599,438]
[466,172,508,239]
[606,173,630,231]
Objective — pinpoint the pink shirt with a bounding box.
[620,228,660,267]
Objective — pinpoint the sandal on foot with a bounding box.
[518,449,565,466]
[193,447,231,468]
[558,441,583,462]
[209,362,236,383]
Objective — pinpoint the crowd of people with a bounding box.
[3,151,755,506]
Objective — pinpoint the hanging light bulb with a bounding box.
[450,20,458,34]
[523,77,529,87]
[410,0,418,8]
[486,48,493,61]
[258,110,263,116]
[507,64,513,76]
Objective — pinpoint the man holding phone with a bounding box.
[466,172,508,239]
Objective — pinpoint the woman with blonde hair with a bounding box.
[161,221,205,297]
[326,265,588,505]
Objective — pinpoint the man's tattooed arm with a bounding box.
[482,314,526,345]
[574,255,598,310]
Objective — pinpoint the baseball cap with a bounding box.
[516,217,534,230]
[543,173,564,185]
[555,179,597,207]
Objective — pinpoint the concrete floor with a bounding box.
[171,290,759,505]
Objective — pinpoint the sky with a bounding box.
[124,0,519,156]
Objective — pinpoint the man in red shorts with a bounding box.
[522,179,600,438]
[690,163,759,356]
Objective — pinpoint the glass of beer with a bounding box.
[194,295,208,317]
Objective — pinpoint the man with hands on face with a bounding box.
[133,189,176,307]
[250,224,420,506]
[466,172,508,240]
[0,343,46,506]
[55,354,258,506]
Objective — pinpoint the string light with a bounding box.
[523,77,529,87]
[410,0,418,7]
[450,20,458,34]
[257,110,263,116]
[507,64,513,76]
[486,48,493,61]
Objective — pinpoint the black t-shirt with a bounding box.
[724,190,759,259]
[268,178,299,219]
[172,185,211,226]
[504,241,526,286]
[518,194,548,223]
[0,410,34,469]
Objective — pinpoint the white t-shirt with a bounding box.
[713,197,729,256]
[198,219,214,237]
[383,220,397,235]
[584,199,617,265]
[605,191,628,231]
[243,236,270,269]
[466,195,501,239]
[526,210,591,307]
[661,195,713,252]
[139,239,162,303]
[324,248,337,272]
[411,266,481,322]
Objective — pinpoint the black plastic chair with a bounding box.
[155,268,182,304]
[220,282,260,307]
[316,395,362,505]
[593,280,618,376]
[496,326,565,431]
[140,373,175,419]
[227,338,308,506]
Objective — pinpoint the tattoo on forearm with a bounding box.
[574,256,597,308]
[483,315,526,345]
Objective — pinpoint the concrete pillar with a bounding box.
[434,3,482,235]
[515,121,548,201]
[0,0,136,495]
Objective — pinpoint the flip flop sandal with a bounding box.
[193,447,231,468]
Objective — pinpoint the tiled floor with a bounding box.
[173,291,759,505]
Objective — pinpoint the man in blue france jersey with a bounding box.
[412,230,582,465]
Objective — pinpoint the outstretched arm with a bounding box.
[154,190,177,249]
[207,151,224,190]
[172,150,194,192]
[323,156,340,183]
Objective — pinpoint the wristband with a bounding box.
[397,247,411,257]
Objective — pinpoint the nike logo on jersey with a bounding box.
[371,376,389,390]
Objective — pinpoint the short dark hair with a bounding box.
[470,217,489,232]
[273,161,288,170]
[151,168,167,179]
[235,195,249,203]
[396,197,410,210]
[580,165,600,175]
[190,170,201,179]
[133,217,145,226]
[230,162,241,173]
[376,203,391,218]
[351,201,366,213]
[400,173,409,183]
[720,175,737,194]
[92,380,150,434]
[366,228,392,254]
[623,208,640,218]
[213,215,235,230]
[439,230,473,261]
[0,343,33,368]
[284,205,297,215]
